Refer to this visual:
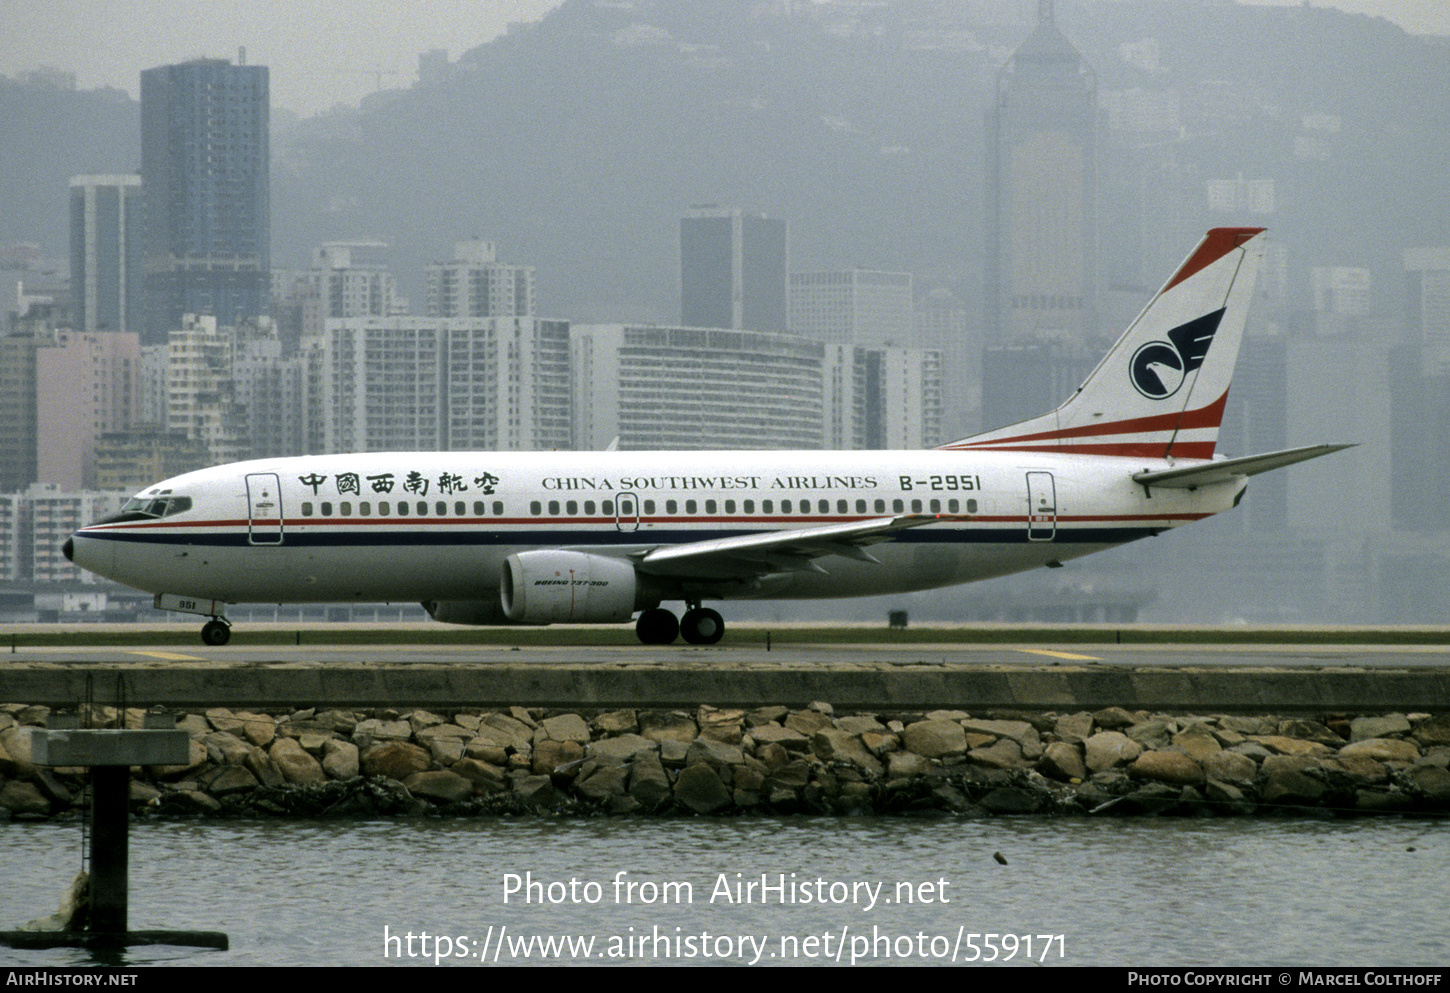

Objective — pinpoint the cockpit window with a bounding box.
[106,495,193,523]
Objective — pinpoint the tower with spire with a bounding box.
[984,0,1098,344]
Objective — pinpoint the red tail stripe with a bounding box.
[947,441,1218,459]
[945,392,1228,450]
[1163,227,1264,291]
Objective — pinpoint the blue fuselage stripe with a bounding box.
[80,525,1161,548]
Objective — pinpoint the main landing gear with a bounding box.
[635,603,725,646]
[200,617,232,646]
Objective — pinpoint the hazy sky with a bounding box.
[2,0,565,117]
[2,1,1445,118]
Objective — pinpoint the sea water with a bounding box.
[1,815,1444,967]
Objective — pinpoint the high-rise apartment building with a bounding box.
[139,314,248,465]
[69,175,142,334]
[789,269,914,345]
[1407,247,1450,351]
[0,331,40,493]
[985,0,1096,343]
[140,58,270,342]
[426,239,536,318]
[572,325,822,450]
[322,316,570,453]
[571,326,942,451]
[680,207,788,332]
[36,330,140,489]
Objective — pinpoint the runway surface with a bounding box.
[7,629,1450,711]
[6,639,1450,669]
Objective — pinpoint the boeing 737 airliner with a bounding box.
[65,228,1349,645]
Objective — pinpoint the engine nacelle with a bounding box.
[422,599,539,626]
[500,550,642,624]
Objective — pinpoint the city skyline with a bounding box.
[2,0,1449,626]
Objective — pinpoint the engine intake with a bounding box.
[500,550,643,624]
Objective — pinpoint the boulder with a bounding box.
[1203,750,1258,787]
[901,720,967,758]
[1054,711,1095,745]
[638,711,698,743]
[1261,767,1326,805]
[588,734,658,765]
[361,741,431,780]
[594,710,638,735]
[673,763,731,813]
[0,781,50,816]
[1411,714,1450,747]
[532,739,584,774]
[406,710,448,733]
[968,737,1031,770]
[1350,714,1411,742]
[322,739,360,780]
[1171,725,1223,763]
[1039,741,1086,782]
[244,746,285,788]
[576,765,630,802]
[1083,731,1142,772]
[697,706,746,744]
[198,764,259,796]
[628,756,673,809]
[1129,750,1205,787]
[1339,738,1420,764]
[404,770,474,804]
[452,758,507,794]
[270,737,327,785]
[685,737,745,769]
[539,713,591,743]
[811,729,882,776]
[784,710,833,734]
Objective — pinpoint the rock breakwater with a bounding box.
[1,702,1448,819]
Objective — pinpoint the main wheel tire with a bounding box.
[201,619,232,646]
[635,607,679,645]
[680,607,725,645]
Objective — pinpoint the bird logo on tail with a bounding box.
[1128,307,1225,400]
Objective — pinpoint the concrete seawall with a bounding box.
[5,662,1450,712]
[1,656,1448,820]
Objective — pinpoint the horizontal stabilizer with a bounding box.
[1131,444,1356,489]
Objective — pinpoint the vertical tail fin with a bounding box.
[943,227,1266,458]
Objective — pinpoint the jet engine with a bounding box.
[500,550,645,624]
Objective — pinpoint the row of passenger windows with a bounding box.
[297,496,981,519]
[526,497,978,517]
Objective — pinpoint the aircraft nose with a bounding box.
[63,536,74,562]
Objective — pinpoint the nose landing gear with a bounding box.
[201,617,232,646]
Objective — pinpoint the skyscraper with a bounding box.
[680,206,787,331]
[789,269,914,345]
[140,58,269,342]
[985,0,1096,343]
[69,174,141,334]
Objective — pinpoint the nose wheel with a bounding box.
[201,618,232,646]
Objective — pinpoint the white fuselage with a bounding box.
[69,448,1242,608]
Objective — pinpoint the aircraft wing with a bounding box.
[632,514,954,581]
[1132,443,1355,489]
